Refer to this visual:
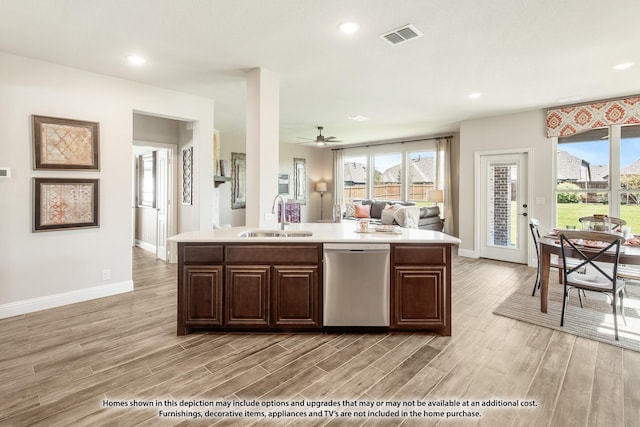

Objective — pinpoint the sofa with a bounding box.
[343,199,445,231]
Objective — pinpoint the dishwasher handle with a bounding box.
[323,243,390,252]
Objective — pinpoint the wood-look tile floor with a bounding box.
[1,248,639,426]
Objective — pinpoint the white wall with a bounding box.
[279,143,333,222]
[215,132,333,227]
[0,53,214,317]
[458,109,553,262]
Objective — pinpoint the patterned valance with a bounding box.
[546,95,640,137]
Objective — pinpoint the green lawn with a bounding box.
[557,203,640,232]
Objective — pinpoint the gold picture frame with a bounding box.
[33,115,100,170]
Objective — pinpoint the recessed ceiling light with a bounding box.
[468,92,482,99]
[613,62,634,70]
[127,55,146,65]
[348,115,369,122]
[338,22,360,34]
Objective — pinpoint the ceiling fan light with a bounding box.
[316,141,326,147]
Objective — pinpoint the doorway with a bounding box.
[477,151,530,264]
[132,144,176,262]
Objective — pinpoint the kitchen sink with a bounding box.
[283,231,313,237]
[239,230,313,238]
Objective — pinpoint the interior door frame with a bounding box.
[474,148,534,265]
[132,140,177,261]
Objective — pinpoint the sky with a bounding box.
[562,136,640,168]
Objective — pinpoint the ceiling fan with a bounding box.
[297,126,342,146]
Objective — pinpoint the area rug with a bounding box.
[493,280,640,352]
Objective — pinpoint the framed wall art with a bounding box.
[34,178,99,232]
[293,157,306,205]
[182,146,193,205]
[33,115,99,170]
[231,152,246,209]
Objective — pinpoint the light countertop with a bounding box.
[168,222,461,245]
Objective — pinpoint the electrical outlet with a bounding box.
[264,213,276,221]
[102,269,111,281]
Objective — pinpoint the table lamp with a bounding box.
[427,189,443,205]
[315,182,328,220]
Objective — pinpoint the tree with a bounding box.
[557,182,582,203]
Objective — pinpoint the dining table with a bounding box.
[538,233,640,313]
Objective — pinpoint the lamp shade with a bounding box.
[315,182,328,192]
[427,189,443,203]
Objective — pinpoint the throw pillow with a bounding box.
[354,204,371,218]
[370,201,388,219]
[344,203,356,218]
[380,204,399,225]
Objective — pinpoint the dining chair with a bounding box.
[578,215,626,231]
[529,218,584,296]
[577,216,640,285]
[558,230,627,340]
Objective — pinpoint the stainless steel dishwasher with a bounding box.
[323,243,390,326]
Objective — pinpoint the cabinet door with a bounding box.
[183,265,223,327]
[225,266,270,327]
[272,265,321,328]
[391,266,447,329]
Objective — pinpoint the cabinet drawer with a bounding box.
[226,245,320,264]
[392,244,447,265]
[180,244,223,264]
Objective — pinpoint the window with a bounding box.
[555,125,640,231]
[342,155,367,203]
[408,151,436,205]
[373,153,401,200]
[340,140,446,205]
[137,152,156,208]
[620,126,640,231]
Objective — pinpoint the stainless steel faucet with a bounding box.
[272,195,286,230]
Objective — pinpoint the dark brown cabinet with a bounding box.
[183,265,223,327]
[177,242,322,334]
[390,244,451,335]
[177,241,451,336]
[225,265,270,327]
[272,265,320,328]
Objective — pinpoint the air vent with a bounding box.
[380,24,422,45]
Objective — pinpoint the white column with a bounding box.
[245,68,280,227]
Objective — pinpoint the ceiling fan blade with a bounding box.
[297,136,315,141]
[325,136,338,140]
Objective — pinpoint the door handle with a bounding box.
[519,212,528,217]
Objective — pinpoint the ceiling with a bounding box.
[1,0,639,146]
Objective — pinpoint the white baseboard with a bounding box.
[135,240,156,254]
[458,248,478,258]
[0,280,134,319]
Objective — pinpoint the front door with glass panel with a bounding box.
[480,153,529,263]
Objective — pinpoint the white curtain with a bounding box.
[332,149,344,207]
[436,138,454,235]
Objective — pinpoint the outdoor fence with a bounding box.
[343,183,434,203]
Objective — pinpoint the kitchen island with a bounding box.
[168,222,461,336]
